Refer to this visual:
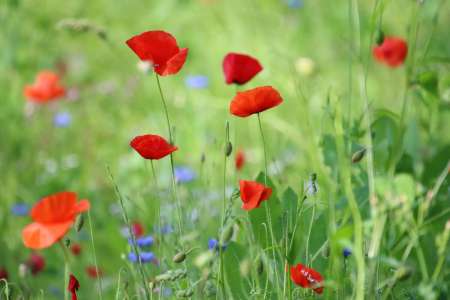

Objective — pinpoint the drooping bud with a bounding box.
[220,224,234,244]
[352,148,366,163]
[225,141,233,157]
[375,29,385,45]
[75,214,84,232]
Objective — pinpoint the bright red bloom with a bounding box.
[22,192,90,250]
[126,30,188,76]
[239,180,272,210]
[290,263,324,294]
[86,266,103,278]
[132,221,144,237]
[24,71,66,103]
[0,267,8,280]
[230,86,283,117]
[68,274,80,300]
[26,253,45,275]
[373,37,408,68]
[223,52,263,85]
[70,243,82,256]
[130,134,177,160]
[235,149,246,171]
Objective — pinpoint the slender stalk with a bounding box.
[58,240,70,300]
[257,114,268,182]
[305,204,316,266]
[154,73,183,239]
[87,210,103,300]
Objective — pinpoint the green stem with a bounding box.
[58,240,70,300]
[257,113,268,182]
[87,210,103,300]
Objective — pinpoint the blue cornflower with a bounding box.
[185,75,209,89]
[208,238,227,252]
[343,248,352,258]
[128,251,155,263]
[130,235,154,248]
[174,166,196,183]
[285,0,303,9]
[53,111,72,128]
[11,203,30,216]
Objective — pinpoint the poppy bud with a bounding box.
[225,141,233,157]
[375,29,384,45]
[75,214,84,232]
[220,224,234,244]
[173,252,187,264]
[256,257,264,275]
[351,148,366,163]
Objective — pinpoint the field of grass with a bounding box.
[1,0,450,299]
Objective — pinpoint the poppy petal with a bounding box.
[130,134,178,160]
[373,37,408,68]
[230,86,283,117]
[31,192,77,223]
[223,53,263,85]
[156,48,189,76]
[73,199,90,214]
[22,221,73,249]
[239,180,272,211]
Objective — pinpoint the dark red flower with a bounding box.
[235,149,246,171]
[70,243,82,256]
[230,86,283,117]
[27,253,45,275]
[126,30,188,76]
[86,266,103,278]
[130,134,177,160]
[290,263,324,294]
[239,180,272,211]
[132,221,144,237]
[68,274,80,300]
[0,267,8,280]
[373,37,408,68]
[24,70,66,103]
[223,52,263,85]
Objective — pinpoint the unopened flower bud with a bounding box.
[173,251,187,264]
[225,141,233,157]
[352,148,366,163]
[375,29,385,45]
[220,224,234,244]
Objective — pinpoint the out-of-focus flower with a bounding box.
[235,149,245,171]
[130,235,154,248]
[27,253,45,275]
[132,221,144,238]
[24,71,66,103]
[53,112,72,128]
[160,224,174,235]
[290,263,324,294]
[130,134,177,160]
[373,36,408,68]
[126,30,188,76]
[137,60,154,74]
[22,192,90,249]
[305,173,319,197]
[174,166,196,183]
[295,57,315,76]
[284,0,303,8]
[208,238,227,252]
[68,274,80,300]
[70,243,82,256]
[128,251,155,263]
[230,86,283,117]
[239,180,272,211]
[0,267,8,280]
[185,75,209,89]
[85,266,103,278]
[11,202,30,216]
[343,248,352,258]
[223,53,263,85]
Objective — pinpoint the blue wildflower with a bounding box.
[128,251,155,263]
[160,224,174,235]
[53,111,72,128]
[208,238,227,252]
[285,0,303,9]
[343,248,352,258]
[129,235,154,248]
[185,75,209,89]
[174,166,196,183]
[11,203,30,216]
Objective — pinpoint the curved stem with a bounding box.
[87,210,103,300]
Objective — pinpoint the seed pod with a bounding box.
[225,141,233,157]
[375,29,384,45]
[75,214,84,232]
[256,257,264,275]
[352,148,366,163]
[173,251,187,264]
[220,224,234,244]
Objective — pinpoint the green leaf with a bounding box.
[223,242,248,300]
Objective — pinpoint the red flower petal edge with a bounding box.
[223,52,263,85]
[230,86,283,117]
[130,134,178,160]
[68,273,80,300]
[373,36,408,68]
[290,263,324,294]
[239,180,272,210]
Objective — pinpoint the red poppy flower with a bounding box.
[70,243,82,256]
[223,52,263,85]
[130,134,177,160]
[290,263,324,294]
[26,253,45,275]
[68,274,80,300]
[24,71,66,103]
[22,192,90,250]
[132,221,144,237]
[86,266,103,278]
[0,267,8,280]
[230,86,283,117]
[235,149,246,171]
[126,30,188,76]
[239,180,272,210]
[373,37,408,68]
